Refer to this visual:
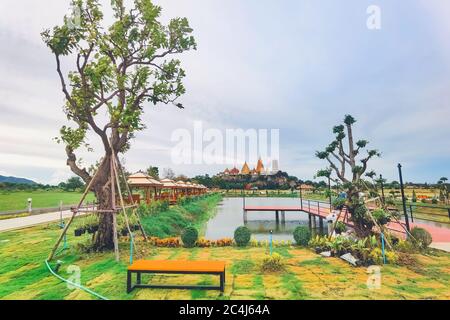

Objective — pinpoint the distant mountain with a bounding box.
[0,175,37,185]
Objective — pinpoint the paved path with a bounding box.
[0,210,88,232]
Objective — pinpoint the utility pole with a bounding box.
[328,177,332,209]
[379,174,385,205]
[299,184,303,210]
[397,164,410,233]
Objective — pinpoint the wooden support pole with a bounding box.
[308,213,312,230]
[111,154,136,256]
[115,156,148,241]
[111,157,120,262]
[48,157,105,261]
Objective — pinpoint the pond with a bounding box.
[204,197,327,241]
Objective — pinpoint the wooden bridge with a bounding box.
[243,199,450,244]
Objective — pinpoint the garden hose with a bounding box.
[44,260,109,300]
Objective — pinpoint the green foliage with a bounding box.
[293,225,311,246]
[42,0,196,160]
[308,235,331,252]
[395,239,417,253]
[58,176,84,191]
[412,190,417,203]
[334,221,346,234]
[261,253,284,272]
[410,227,432,248]
[181,226,198,248]
[234,226,251,247]
[146,166,159,179]
[371,208,391,225]
[332,197,346,210]
[140,194,221,238]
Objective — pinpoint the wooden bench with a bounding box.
[127,260,226,293]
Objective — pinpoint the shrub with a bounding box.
[368,248,398,265]
[332,197,346,210]
[334,221,346,234]
[197,237,212,247]
[395,239,417,253]
[308,235,331,253]
[181,226,198,248]
[410,227,432,248]
[372,209,391,225]
[293,225,311,246]
[234,226,251,246]
[431,198,438,204]
[261,253,284,272]
[215,238,233,247]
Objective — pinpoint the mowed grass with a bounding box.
[0,221,450,300]
[0,191,96,212]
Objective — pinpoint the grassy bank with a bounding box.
[0,223,449,299]
[140,193,222,238]
[0,191,96,212]
[0,193,449,300]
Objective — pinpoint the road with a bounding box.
[0,209,88,232]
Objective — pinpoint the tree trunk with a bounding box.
[91,155,115,251]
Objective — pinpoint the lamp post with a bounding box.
[328,176,332,209]
[379,174,385,205]
[27,198,32,213]
[397,164,410,233]
[299,184,303,210]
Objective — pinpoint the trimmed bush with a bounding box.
[410,227,432,248]
[234,226,251,247]
[293,225,311,246]
[181,226,198,248]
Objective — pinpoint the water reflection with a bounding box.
[204,197,327,241]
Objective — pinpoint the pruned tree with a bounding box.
[315,115,381,236]
[437,177,448,204]
[42,0,196,250]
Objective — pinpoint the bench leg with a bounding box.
[127,270,133,293]
[137,272,142,285]
[220,272,225,292]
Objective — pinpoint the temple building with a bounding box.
[219,158,276,176]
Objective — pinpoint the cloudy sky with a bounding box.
[0,0,449,184]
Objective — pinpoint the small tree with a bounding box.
[42,0,196,250]
[146,166,159,179]
[412,189,417,203]
[65,176,85,191]
[437,177,448,204]
[315,115,381,237]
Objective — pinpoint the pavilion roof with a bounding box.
[159,178,178,188]
[127,172,163,187]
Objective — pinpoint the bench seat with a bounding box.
[126,260,226,293]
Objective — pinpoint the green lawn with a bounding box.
[0,222,449,300]
[0,191,96,212]
[0,194,449,300]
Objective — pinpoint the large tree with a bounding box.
[42,0,196,250]
[316,115,381,237]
